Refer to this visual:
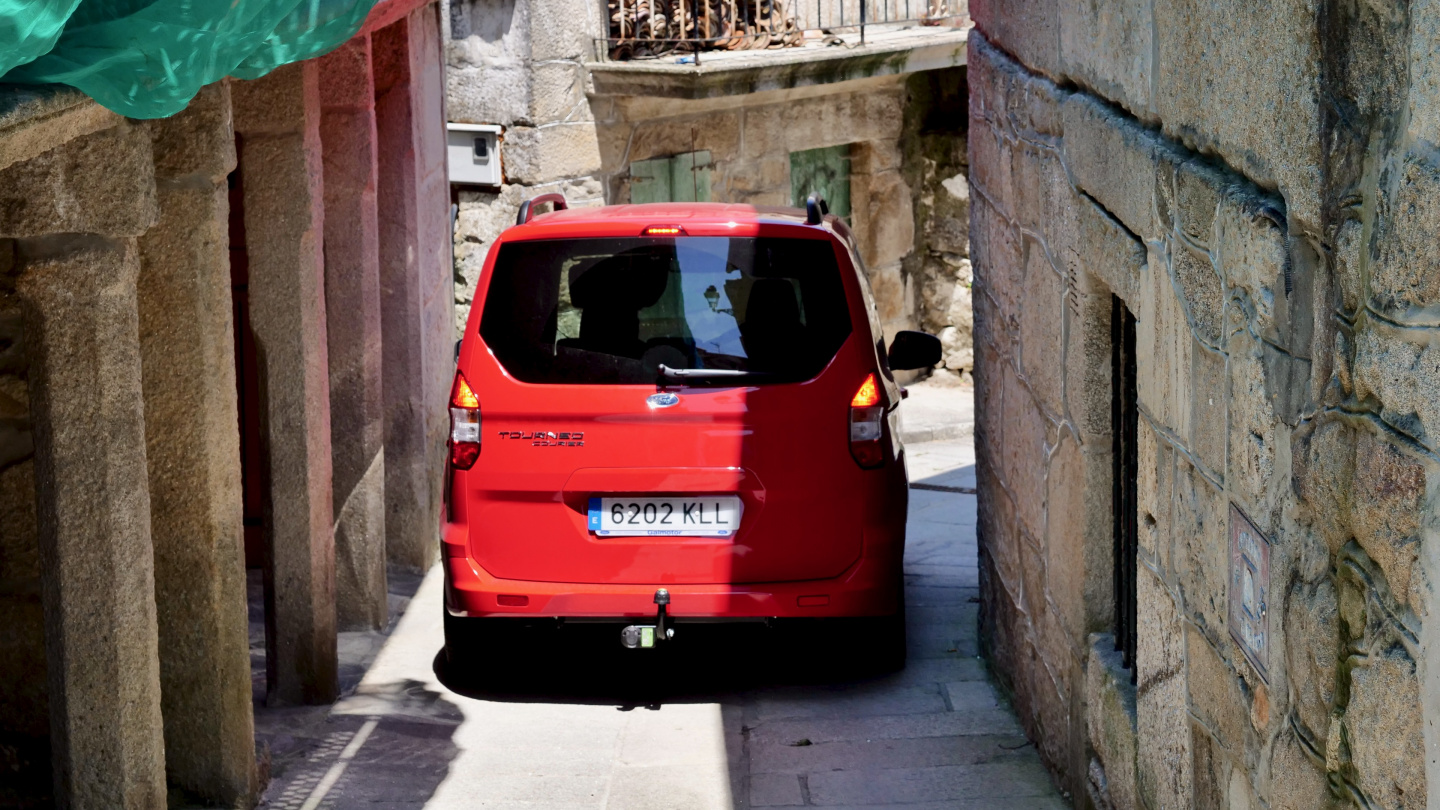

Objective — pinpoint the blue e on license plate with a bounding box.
[588,496,743,537]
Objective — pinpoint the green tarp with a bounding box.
[0,0,379,119]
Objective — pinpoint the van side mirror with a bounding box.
[887,330,942,371]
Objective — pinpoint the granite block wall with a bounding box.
[968,0,1440,804]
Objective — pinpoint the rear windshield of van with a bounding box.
[480,236,853,385]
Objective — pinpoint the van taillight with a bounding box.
[849,372,884,468]
[449,371,481,470]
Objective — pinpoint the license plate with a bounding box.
[588,496,743,537]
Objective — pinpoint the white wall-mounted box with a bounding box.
[447,123,502,186]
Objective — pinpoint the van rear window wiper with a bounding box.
[658,364,777,381]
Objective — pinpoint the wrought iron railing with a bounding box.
[599,0,963,61]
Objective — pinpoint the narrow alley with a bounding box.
[252,399,1065,809]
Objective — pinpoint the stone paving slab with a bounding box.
[251,434,1063,809]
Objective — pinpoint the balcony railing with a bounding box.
[599,0,963,61]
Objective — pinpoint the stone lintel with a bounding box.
[137,83,258,805]
[16,233,167,809]
[233,62,340,706]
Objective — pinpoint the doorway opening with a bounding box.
[1110,294,1138,682]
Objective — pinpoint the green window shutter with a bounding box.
[790,145,851,219]
[669,150,712,202]
[630,157,673,203]
[630,151,712,204]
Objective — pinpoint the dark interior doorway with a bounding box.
[228,149,267,569]
[1111,295,1138,682]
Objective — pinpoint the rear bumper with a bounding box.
[442,523,901,620]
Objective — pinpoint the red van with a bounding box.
[443,196,940,669]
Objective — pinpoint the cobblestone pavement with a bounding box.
[253,432,1065,809]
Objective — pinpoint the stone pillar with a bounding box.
[0,120,166,809]
[136,83,257,804]
[319,35,389,630]
[374,7,452,571]
[232,63,339,706]
[18,235,166,809]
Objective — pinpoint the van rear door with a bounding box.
[458,230,877,586]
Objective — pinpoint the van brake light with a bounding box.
[449,371,481,470]
[849,372,884,468]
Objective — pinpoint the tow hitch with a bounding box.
[621,589,675,649]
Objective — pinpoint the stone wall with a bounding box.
[445,0,973,363]
[968,0,1440,804]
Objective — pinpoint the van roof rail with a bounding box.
[516,192,568,226]
[805,193,829,225]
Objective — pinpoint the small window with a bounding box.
[629,151,712,203]
[790,144,851,220]
[1111,295,1138,682]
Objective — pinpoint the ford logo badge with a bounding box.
[647,392,680,409]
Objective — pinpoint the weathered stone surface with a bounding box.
[1332,217,1364,316]
[233,61,339,707]
[17,234,166,809]
[1173,159,1225,248]
[1283,577,1337,744]
[1212,188,1284,327]
[0,121,158,239]
[1173,458,1226,639]
[1372,153,1440,318]
[1350,432,1427,611]
[137,83,257,806]
[445,63,530,127]
[1227,336,1279,521]
[1270,726,1337,810]
[1059,0,1153,118]
[1291,418,1354,554]
[1153,0,1324,229]
[1408,1,1440,146]
[1045,435,1086,644]
[1000,364,1049,539]
[1135,570,1191,809]
[1188,341,1226,474]
[979,473,1023,615]
[1136,418,1171,571]
[1136,565,1182,693]
[376,10,452,572]
[1183,627,1248,753]
[1076,193,1146,306]
[970,0,1061,80]
[1345,646,1425,810]
[1018,243,1065,417]
[854,170,915,270]
[1351,325,1440,449]
[972,193,1023,336]
[1171,244,1223,347]
[0,87,121,174]
[1060,93,1162,240]
[528,62,587,126]
[320,35,388,632]
[1087,638,1139,810]
[503,123,604,184]
[968,113,1014,219]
